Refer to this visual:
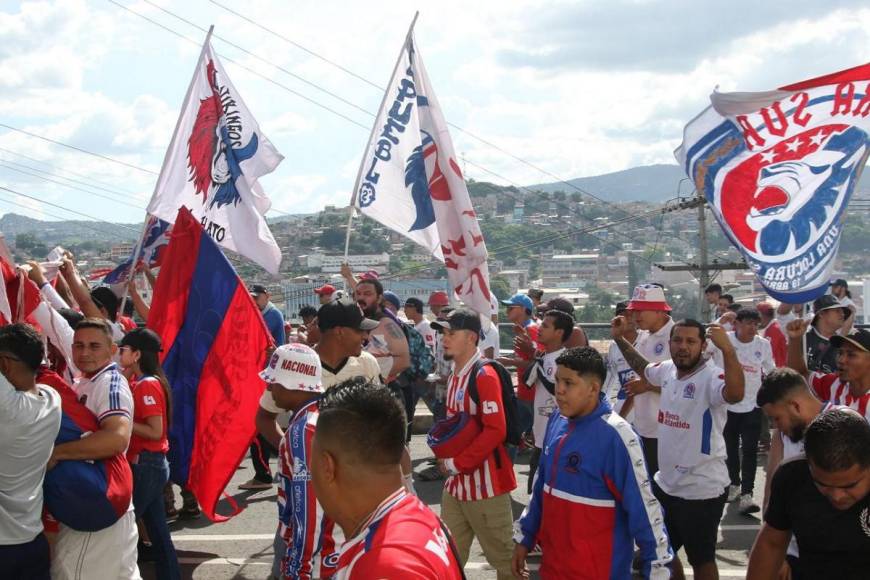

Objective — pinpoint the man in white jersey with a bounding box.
[617,284,674,481]
[604,301,642,419]
[51,318,140,580]
[519,309,573,493]
[707,308,775,514]
[611,318,745,580]
[757,368,834,579]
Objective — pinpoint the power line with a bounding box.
[0,185,140,235]
[0,193,138,242]
[0,146,139,196]
[0,161,146,210]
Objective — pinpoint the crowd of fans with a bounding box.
[1,255,868,580]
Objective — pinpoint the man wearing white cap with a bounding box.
[616,284,674,480]
[261,343,338,580]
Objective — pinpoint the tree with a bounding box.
[489,275,511,301]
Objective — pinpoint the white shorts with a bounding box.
[51,509,141,580]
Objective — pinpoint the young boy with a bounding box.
[512,347,672,580]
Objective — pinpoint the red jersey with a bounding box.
[810,372,870,419]
[334,488,463,580]
[127,376,169,461]
[516,321,540,402]
[762,320,788,367]
[444,352,517,501]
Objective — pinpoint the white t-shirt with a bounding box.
[415,319,437,354]
[645,359,730,500]
[259,352,382,414]
[531,349,563,448]
[365,317,404,379]
[707,332,775,413]
[604,338,640,417]
[478,324,500,359]
[0,377,61,544]
[632,318,674,438]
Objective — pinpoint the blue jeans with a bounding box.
[133,451,181,580]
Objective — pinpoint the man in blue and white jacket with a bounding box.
[512,347,673,580]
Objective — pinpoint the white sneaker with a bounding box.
[738,493,760,515]
[727,484,741,502]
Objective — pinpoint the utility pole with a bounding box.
[697,190,709,320]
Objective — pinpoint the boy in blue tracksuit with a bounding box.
[512,347,673,579]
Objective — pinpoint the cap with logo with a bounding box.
[430,307,482,336]
[830,329,870,353]
[502,293,534,313]
[314,284,336,296]
[250,284,268,296]
[830,278,848,288]
[405,297,424,310]
[812,294,851,323]
[625,284,672,312]
[260,343,323,392]
[317,296,379,332]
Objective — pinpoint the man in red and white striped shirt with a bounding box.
[431,308,516,579]
[786,323,870,419]
[310,378,464,580]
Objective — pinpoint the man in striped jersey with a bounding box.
[431,308,517,580]
[786,323,870,419]
[51,318,140,580]
[261,343,337,580]
[310,378,463,579]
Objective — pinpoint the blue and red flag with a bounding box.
[676,62,870,303]
[148,206,273,521]
[38,368,132,532]
[103,215,171,285]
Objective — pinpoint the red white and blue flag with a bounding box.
[147,30,284,274]
[147,206,273,521]
[676,63,870,303]
[352,20,493,320]
[103,215,171,285]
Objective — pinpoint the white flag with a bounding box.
[147,30,284,274]
[352,22,493,319]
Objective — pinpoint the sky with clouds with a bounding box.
[0,0,868,225]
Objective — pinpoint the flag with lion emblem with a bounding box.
[676,63,870,303]
[147,29,283,274]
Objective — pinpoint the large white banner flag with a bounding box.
[352,19,493,319]
[676,63,870,303]
[147,29,284,274]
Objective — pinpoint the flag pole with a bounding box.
[119,25,216,318]
[343,12,420,261]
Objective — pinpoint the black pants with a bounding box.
[249,433,277,483]
[640,436,659,481]
[724,408,762,494]
[0,532,50,579]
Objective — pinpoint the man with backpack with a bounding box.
[431,308,517,580]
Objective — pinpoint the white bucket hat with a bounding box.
[259,344,323,393]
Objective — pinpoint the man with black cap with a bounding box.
[787,320,870,421]
[805,295,851,374]
[430,308,516,579]
[251,284,286,346]
[830,278,856,334]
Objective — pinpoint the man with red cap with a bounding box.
[314,284,337,305]
[617,284,674,480]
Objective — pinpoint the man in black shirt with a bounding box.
[805,295,850,374]
[747,408,870,579]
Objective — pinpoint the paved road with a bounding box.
[150,430,766,579]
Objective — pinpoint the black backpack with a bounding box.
[467,358,522,447]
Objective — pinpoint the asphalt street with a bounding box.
[150,422,765,579]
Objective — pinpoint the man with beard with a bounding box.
[353,279,409,386]
[611,318,745,580]
[747,409,870,579]
[757,368,835,579]
[786,325,870,420]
